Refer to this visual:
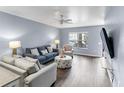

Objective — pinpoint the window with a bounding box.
[69,32,88,48]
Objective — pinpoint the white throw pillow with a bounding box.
[41,49,48,55]
[1,55,15,65]
[15,58,37,74]
[47,47,53,53]
[31,48,39,56]
[25,57,42,70]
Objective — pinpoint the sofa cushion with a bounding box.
[15,58,37,75]
[44,53,54,58]
[31,48,39,56]
[52,52,58,56]
[24,54,38,59]
[47,46,53,53]
[24,57,40,71]
[40,49,48,55]
[26,48,31,54]
[25,57,42,69]
[37,56,46,62]
[1,55,15,65]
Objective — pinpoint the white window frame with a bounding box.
[69,32,88,49]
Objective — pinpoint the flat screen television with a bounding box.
[100,28,114,58]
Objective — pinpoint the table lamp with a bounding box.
[54,39,60,49]
[9,41,21,56]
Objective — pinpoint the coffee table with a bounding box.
[55,55,72,69]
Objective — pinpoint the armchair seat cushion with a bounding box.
[64,51,73,57]
[64,51,72,54]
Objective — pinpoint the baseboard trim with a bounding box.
[73,53,102,57]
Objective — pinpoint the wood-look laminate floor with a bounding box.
[54,55,112,87]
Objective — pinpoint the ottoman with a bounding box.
[55,55,72,69]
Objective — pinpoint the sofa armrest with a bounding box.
[24,54,38,59]
[24,63,57,87]
[0,61,26,75]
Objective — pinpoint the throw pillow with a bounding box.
[1,55,15,65]
[25,56,42,70]
[41,49,48,55]
[15,58,37,75]
[31,48,39,56]
[47,47,53,53]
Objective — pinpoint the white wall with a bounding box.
[59,26,103,57]
[105,6,124,86]
[0,11,103,58]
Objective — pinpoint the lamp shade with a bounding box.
[54,39,60,44]
[9,41,21,48]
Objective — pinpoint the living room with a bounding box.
[0,5,124,89]
[0,6,109,87]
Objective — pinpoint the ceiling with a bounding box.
[0,6,105,28]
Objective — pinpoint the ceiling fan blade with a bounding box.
[65,21,73,24]
[63,19,73,24]
[64,19,72,21]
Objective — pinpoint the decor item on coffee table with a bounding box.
[59,48,64,58]
[55,55,72,69]
[9,41,21,56]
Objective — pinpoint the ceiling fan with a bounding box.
[59,14,73,24]
[54,11,73,24]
